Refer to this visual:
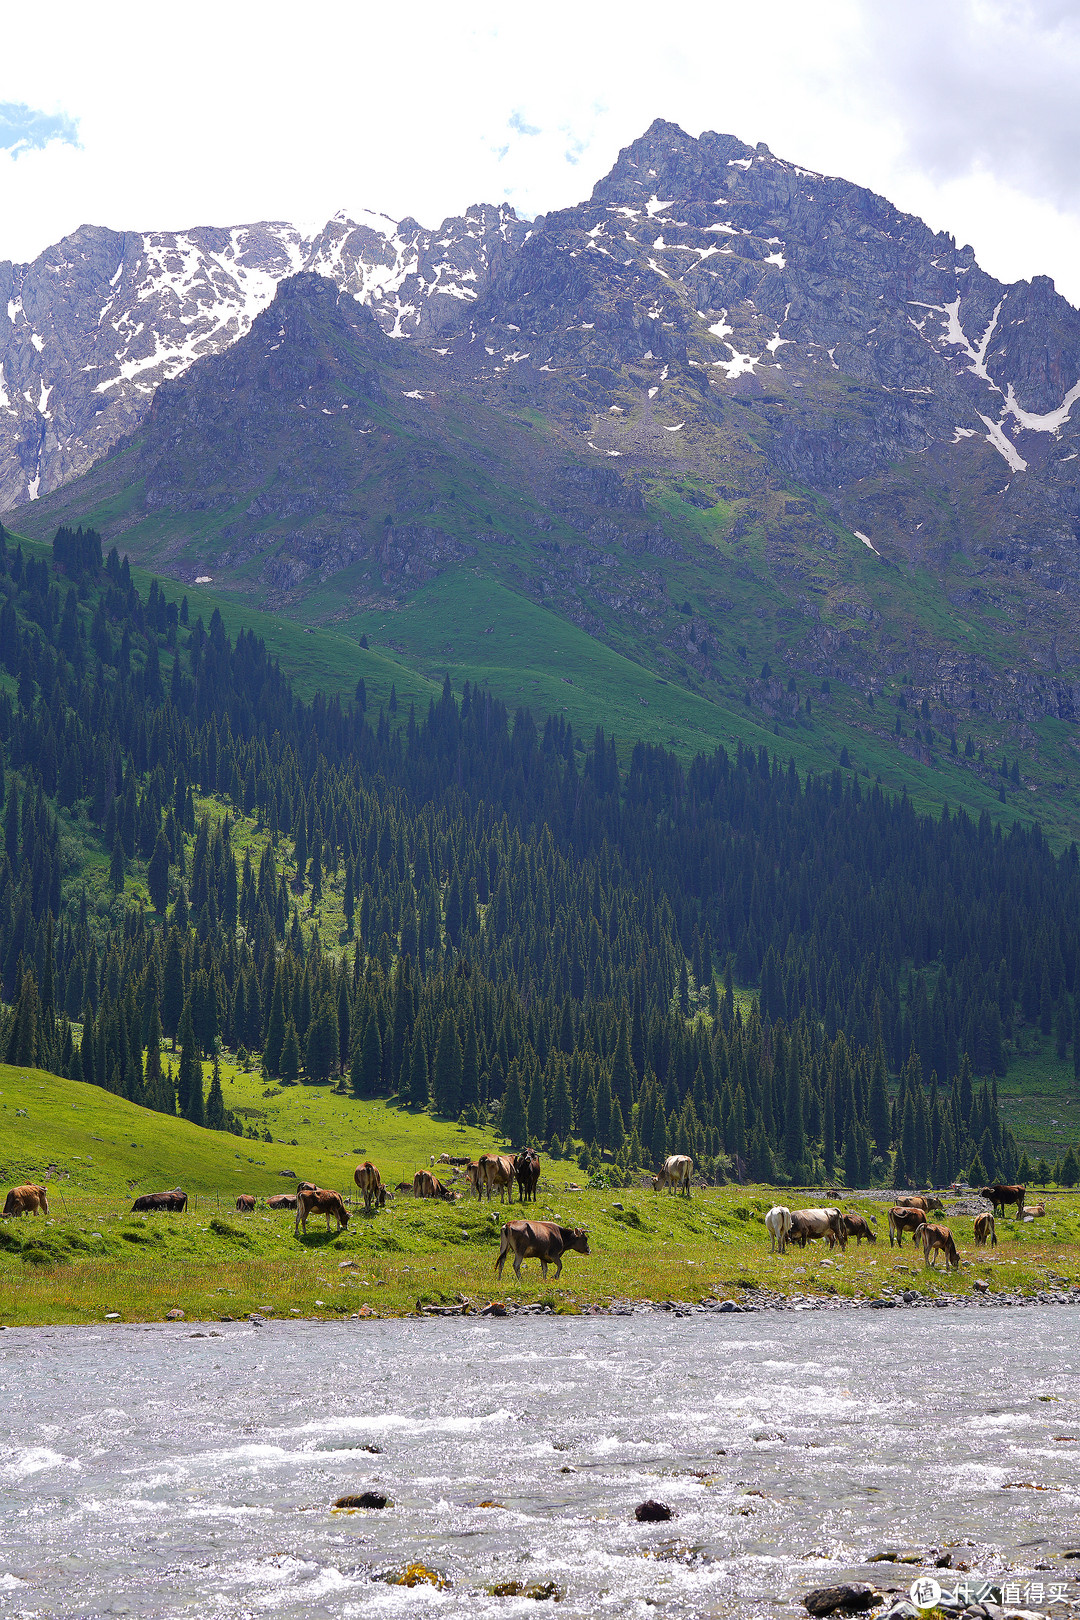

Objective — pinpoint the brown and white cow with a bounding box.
[131,1189,187,1213]
[981,1184,1025,1219]
[1027,1201,1046,1217]
[888,1205,929,1246]
[789,1208,846,1249]
[235,1194,256,1213]
[354,1161,387,1214]
[494,1219,590,1281]
[916,1222,960,1270]
[973,1211,997,1247]
[653,1155,693,1197]
[295,1187,350,1235]
[514,1148,541,1203]
[478,1154,516,1203]
[413,1169,454,1201]
[3,1184,49,1217]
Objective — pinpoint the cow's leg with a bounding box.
[513,1254,522,1279]
[540,1259,548,1281]
[553,1256,562,1280]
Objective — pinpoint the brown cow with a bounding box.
[839,1212,877,1245]
[413,1169,454,1201]
[494,1219,590,1281]
[917,1222,960,1270]
[478,1154,516,1203]
[514,1148,541,1203]
[131,1189,187,1213]
[235,1194,256,1213]
[295,1188,350,1235]
[1027,1201,1046,1217]
[354,1161,387,1214]
[896,1192,944,1215]
[267,1192,298,1210]
[973,1212,997,1247]
[465,1161,483,1198]
[888,1205,927,1246]
[981,1184,1025,1219]
[3,1184,49,1217]
[789,1208,846,1249]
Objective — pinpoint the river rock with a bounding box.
[333,1491,388,1510]
[165,1308,185,1321]
[803,1582,882,1615]
[635,1500,674,1522]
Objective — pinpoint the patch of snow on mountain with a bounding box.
[1002,378,1080,434]
[979,412,1028,472]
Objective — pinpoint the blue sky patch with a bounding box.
[0,102,80,158]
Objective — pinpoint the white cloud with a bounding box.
[2,0,1080,303]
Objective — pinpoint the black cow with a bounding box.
[131,1189,187,1213]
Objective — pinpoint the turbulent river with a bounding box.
[2,1308,1078,1618]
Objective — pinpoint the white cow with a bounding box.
[653,1155,693,1197]
[765,1204,793,1254]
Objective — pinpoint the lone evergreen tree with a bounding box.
[280,1020,300,1083]
[527,1062,546,1144]
[147,830,171,914]
[206,1055,227,1130]
[432,1010,462,1116]
[501,1061,528,1146]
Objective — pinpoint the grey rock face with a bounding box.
[0,204,528,510]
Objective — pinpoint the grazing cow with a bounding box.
[413,1169,454,1200]
[888,1205,929,1246]
[465,1161,483,1198]
[653,1155,693,1197]
[266,1192,297,1210]
[478,1153,516,1203]
[295,1187,350,1235]
[235,1194,256,1213]
[788,1208,846,1249]
[896,1192,944,1215]
[131,1189,187,1213]
[839,1212,877,1245]
[495,1219,590,1281]
[981,1184,1026,1219]
[3,1184,49,1217]
[917,1222,960,1270]
[514,1148,541,1203]
[973,1212,997,1247]
[765,1205,793,1254]
[354,1160,387,1214]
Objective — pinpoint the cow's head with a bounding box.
[979,1187,994,1203]
[567,1228,590,1255]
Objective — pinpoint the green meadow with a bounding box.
[2,1064,1078,1327]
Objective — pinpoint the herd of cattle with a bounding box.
[0,1166,1052,1284]
[765,1184,1040,1272]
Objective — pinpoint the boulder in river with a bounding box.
[803,1582,882,1615]
[635,1499,674,1522]
[333,1491,388,1510]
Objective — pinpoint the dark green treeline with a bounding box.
[0,521,1074,1185]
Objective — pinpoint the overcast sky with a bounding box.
[4,0,1080,304]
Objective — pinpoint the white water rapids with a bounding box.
[1,1308,1078,1617]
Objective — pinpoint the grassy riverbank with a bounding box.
[3,1064,1080,1326]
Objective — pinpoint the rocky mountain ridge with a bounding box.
[0,203,528,510]
[9,120,1080,834]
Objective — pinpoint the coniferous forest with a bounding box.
[3,521,1079,1189]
